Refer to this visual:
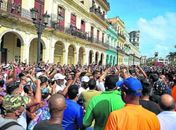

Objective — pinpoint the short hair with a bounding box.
[105,75,119,90]
[140,79,152,96]
[68,85,79,99]
[88,79,96,90]
[6,82,20,94]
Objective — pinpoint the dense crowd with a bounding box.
[0,62,176,130]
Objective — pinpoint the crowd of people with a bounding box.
[0,62,176,130]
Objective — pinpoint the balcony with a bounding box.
[90,6,105,21]
[104,41,117,52]
[0,1,22,16]
[88,36,105,45]
[118,33,126,41]
[52,23,89,41]
[96,0,110,11]
[116,46,126,54]
[0,1,31,20]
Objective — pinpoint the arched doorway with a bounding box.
[29,38,44,64]
[54,41,64,64]
[78,47,85,65]
[95,52,99,64]
[89,50,93,64]
[99,53,103,65]
[0,32,23,63]
[68,45,75,65]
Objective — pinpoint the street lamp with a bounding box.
[30,2,50,64]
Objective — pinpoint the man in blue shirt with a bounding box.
[62,85,83,130]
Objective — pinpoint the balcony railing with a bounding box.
[103,0,110,8]
[0,1,31,20]
[53,23,89,40]
[118,33,126,40]
[90,6,105,21]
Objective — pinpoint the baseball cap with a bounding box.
[118,77,143,96]
[81,76,90,82]
[53,73,65,80]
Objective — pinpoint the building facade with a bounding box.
[128,31,141,65]
[105,23,117,66]
[108,17,126,65]
[0,0,110,65]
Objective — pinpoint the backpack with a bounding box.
[0,121,21,130]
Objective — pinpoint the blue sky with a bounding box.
[107,0,176,58]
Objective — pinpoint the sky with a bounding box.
[107,0,176,58]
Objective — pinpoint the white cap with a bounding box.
[53,73,65,80]
[81,76,90,82]
[36,72,44,78]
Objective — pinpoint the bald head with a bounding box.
[49,93,66,113]
[159,94,175,111]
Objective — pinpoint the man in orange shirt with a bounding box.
[105,77,160,130]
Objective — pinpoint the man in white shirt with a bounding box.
[157,94,176,130]
[53,73,67,93]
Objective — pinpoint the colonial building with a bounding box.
[128,31,141,65]
[105,23,117,66]
[0,0,110,65]
[108,17,126,65]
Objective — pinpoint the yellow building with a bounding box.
[108,17,126,65]
[0,0,110,65]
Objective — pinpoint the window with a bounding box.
[102,33,104,43]
[80,0,84,4]
[71,13,76,27]
[34,0,44,16]
[81,20,85,32]
[91,26,94,38]
[8,0,22,15]
[58,6,65,27]
[97,30,99,41]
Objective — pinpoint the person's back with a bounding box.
[83,75,125,130]
[0,116,24,130]
[62,85,83,130]
[139,100,161,114]
[81,79,101,110]
[105,104,160,130]
[33,120,63,130]
[157,94,176,130]
[105,77,160,130]
[34,93,66,130]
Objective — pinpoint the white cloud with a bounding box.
[137,12,176,58]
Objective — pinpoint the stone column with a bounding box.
[74,46,79,65]
[63,43,69,65]
[20,43,29,63]
[84,48,89,65]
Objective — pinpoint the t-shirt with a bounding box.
[105,104,160,130]
[33,120,63,130]
[83,90,125,130]
[62,99,83,130]
[171,85,176,102]
[80,90,101,110]
[139,100,161,114]
[0,116,24,130]
[157,111,176,130]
